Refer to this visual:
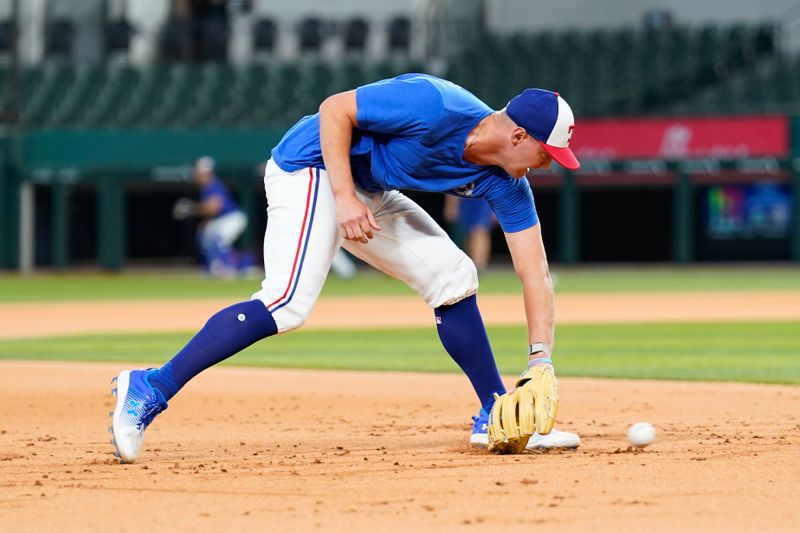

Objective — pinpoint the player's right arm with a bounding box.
[319,91,380,244]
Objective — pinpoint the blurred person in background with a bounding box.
[173,156,249,277]
[443,195,495,271]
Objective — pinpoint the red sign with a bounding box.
[570,116,788,159]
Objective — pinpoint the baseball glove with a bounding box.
[172,197,199,220]
[487,364,559,454]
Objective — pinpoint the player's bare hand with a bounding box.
[336,195,381,244]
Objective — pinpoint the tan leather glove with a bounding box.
[487,364,559,454]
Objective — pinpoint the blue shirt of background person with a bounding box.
[271,73,538,233]
[200,175,239,217]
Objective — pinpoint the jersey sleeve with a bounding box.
[481,176,539,233]
[200,181,223,202]
[355,76,443,136]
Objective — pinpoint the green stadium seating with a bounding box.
[46,64,106,128]
[3,22,788,131]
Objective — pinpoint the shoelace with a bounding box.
[137,398,167,430]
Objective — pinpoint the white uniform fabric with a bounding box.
[251,159,478,333]
[200,210,247,250]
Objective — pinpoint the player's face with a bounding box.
[508,135,552,178]
[528,140,553,171]
[193,167,211,185]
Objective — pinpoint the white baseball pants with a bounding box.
[200,210,247,250]
[251,159,478,333]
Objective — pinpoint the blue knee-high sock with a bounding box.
[148,300,278,401]
[434,294,506,411]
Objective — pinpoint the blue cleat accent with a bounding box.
[109,369,168,463]
[469,407,490,446]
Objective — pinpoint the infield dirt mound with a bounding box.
[1,361,798,532]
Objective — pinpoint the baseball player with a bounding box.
[175,156,248,277]
[110,74,581,462]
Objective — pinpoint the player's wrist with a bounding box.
[527,357,553,367]
[528,342,553,367]
[528,342,552,356]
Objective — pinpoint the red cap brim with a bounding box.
[540,142,580,170]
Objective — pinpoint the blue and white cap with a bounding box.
[506,89,580,170]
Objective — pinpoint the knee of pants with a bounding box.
[250,292,313,333]
[425,252,479,308]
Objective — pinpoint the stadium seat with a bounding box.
[160,18,191,62]
[754,23,776,56]
[45,19,74,59]
[216,63,270,126]
[45,65,107,128]
[0,20,12,52]
[344,17,369,54]
[105,19,133,56]
[195,63,237,125]
[113,65,169,126]
[253,18,278,53]
[387,16,411,54]
[23,63,72,126]
[337,60,368,90]
[298,17,326,54]
[149,64,204,126]
[196,17,229,62]
[81,65,141,127]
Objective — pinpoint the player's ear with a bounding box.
[511,127,527,146]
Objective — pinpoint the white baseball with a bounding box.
[627,422,656,447]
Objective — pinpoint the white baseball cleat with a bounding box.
[526,429,581,449]
[470,409,580,450]
[109,369,168,464]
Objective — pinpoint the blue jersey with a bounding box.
[201,177,239,217]
[271,73,537,232]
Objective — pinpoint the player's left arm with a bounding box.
[503,223,555,360]
[487,223,558,452]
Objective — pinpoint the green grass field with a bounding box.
[1,322,798,384]
[0,265,798,302]
[0,267,798,384]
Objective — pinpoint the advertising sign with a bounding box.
[570,117,789,160]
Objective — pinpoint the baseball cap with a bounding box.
[195,155,216,172]
[506,89,580,170]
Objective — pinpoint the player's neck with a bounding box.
[463,113,504,167]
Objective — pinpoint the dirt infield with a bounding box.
[1,291,798,530]
[1,361,798,532]
[2,290,800,339]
